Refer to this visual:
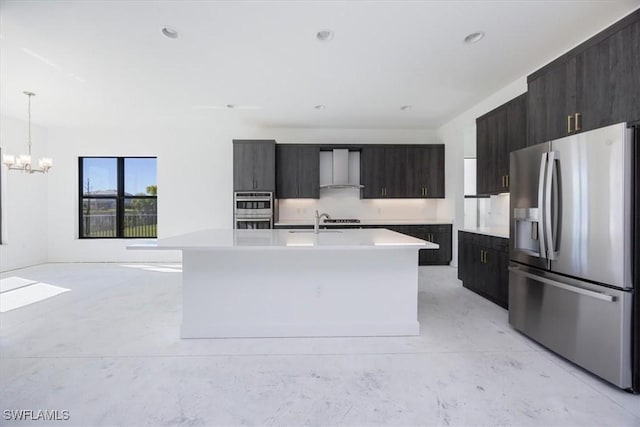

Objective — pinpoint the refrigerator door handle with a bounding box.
[508,266,615,302]
[545,151,558,260]
[537,152,548,259]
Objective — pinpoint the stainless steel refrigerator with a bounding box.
[509,122,635,390]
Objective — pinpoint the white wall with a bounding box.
[0,115,49,271]
[436,77,528,266]
[266,128,439,144]
[44,124,263,263]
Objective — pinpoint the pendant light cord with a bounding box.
[28,93,32,156]
[23,91,35,157]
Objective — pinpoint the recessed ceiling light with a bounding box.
[400,105,412,111]
[316,30,334,42]
[192,105,263,110]
[162,26,178,39]
[464,31,485,44]
[314,105,326,110]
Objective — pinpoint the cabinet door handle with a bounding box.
[381,188,384,197]
[480,250,484,263]
[506,175,509,188]
[575,113,582,131]
[567,115,574,134]
[424,187,427,196]
[501,175,505,188]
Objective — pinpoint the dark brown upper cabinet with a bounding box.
[476,93,527,195]
[361,144,445,199]
[361,146,388,198]
[233,140,276,192]
[577,18,640,131]
[276,145,320,199]
[415,145,445,198]
[527,9,640,146]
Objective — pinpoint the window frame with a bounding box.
[79,156,157,239]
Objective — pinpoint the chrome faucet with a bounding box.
[314,210,331,233]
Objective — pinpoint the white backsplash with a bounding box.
[464,193,509,230]
[277,188,453,222]
[490,193,510,228]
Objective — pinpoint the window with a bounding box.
[79,157,157,238]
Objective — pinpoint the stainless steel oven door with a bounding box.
[235,218,272,229]
[234,192,273,218]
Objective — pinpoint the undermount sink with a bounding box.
[288,230,342,234]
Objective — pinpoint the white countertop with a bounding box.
[128,228,438,251]
[274,219,453,227]
[460,226,509,239]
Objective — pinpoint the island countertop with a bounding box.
[128,228,437,251]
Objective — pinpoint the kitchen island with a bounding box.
[129,228,435,338]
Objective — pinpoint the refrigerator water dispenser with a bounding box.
[513,207,542,257]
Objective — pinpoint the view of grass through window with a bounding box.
[80,157,157,238]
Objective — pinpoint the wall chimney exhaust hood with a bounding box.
[319,149,363,189]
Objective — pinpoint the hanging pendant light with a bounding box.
[3,91,52,174]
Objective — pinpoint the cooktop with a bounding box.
[323,219,361,224]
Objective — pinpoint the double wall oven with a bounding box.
[233,192,273,229]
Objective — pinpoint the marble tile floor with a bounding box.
[1,263,638,426]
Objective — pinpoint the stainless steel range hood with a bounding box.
[319,149,363,189]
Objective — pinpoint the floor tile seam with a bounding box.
[0,349,541,360]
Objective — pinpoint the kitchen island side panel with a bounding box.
[180,248,420,338]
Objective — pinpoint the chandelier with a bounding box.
[3,91,52,174]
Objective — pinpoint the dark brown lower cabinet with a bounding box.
[382,224,451,266]
[458,231,509,308]
[273,223,452,266]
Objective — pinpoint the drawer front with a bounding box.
[424,224,450,233]
[509,265,632,388]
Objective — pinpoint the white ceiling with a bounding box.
[1,0,638,130]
